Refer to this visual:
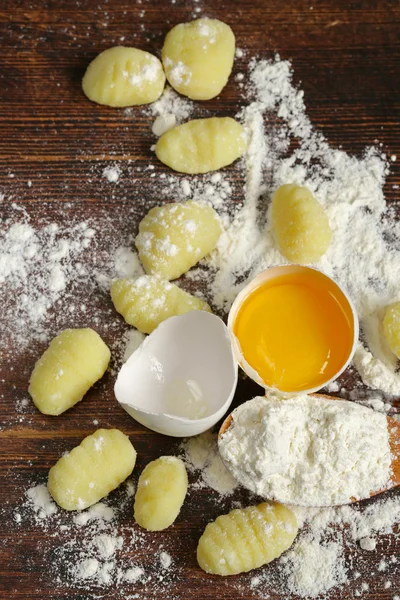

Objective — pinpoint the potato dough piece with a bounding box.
[111,275,211,334]
[271,184,332,264]
[162,18,235,100]
[135,201,222,280]
[155,117,246,174]
[197,502,298,575]
[82,46,166,107]
[134,456,188,531]
[48,429,136,511]
[29,328,110,416]
[383,302,400,358]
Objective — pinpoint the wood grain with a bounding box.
[0,1,399,599]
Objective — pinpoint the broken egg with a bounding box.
[228,265,358,394]
[114,311,238,437]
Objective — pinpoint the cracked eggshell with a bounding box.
[114,311,238,437]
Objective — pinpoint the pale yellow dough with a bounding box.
[82,46,165,107]
[135,200,222,280]
[162,18,235,100]
[197,502,298,575]
[111,274,211,334]
[29,328,110,416]
[271,183,333,264]
[48,429,137,511]
[155,117,246,174]
[383,302,400,359]
[134,456,188,531]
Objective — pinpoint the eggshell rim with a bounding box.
[227,265,359,395]
[115,311,238,424]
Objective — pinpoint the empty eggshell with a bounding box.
[114,311,238,437]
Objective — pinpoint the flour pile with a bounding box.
[219,395,392,505]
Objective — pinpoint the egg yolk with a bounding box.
[233,269,354,392]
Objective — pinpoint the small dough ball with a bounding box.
[134,456,188,531]
[197,502,298,575]
[29,328,110,416]
[135,200,222,280]
[162,18,235,100]
[155,117,246,174]
[383,302,400,358]
[48,429,136,511]
[111,275,211,334]
[82,46,166,107]
[271,183,332,264]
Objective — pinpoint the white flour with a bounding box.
[180,430,237,496]
[2,47,399,600]
[0,215,95,347]
[219,395,391,505]
[149,85,193,124]
[18,480,178,592]
[200,56,400,395]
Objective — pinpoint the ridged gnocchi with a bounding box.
[134,456,188,531]
[155,117,246,174]
[271,184,332,264]
[82,46,166,107]
[48,429,137,511]
[135,201,222,280]
[111,275,211,334]
[162,18,235,100]
[29,328,110,416]
[197,502,298,575]
[383,302,400,358]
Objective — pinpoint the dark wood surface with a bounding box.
[1,1,399,599]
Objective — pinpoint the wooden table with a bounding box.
[1,1,399,598]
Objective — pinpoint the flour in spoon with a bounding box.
[218,394,392,505]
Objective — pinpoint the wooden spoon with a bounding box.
[218,393,400,505]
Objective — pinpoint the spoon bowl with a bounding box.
[218,393,400,507]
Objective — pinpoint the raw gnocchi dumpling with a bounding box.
[82,46,166,107]
[271,184,332,264]
[134,456,188,531]
[135,201,222,280]
[29,328,110,416]
[383,302,400,358]
[162,18,235,100]
[197,502,298,575]
[48,429,136,511]
[155,117,246,174]
[111,275,211,334]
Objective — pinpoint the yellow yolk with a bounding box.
[233,269,354,392]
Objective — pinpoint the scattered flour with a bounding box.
[195,55,400,395]
[0,216,95,346]
[149,85,193,124]
[180,430,237,496]
[102,165,121,183]
[16,479,181,594]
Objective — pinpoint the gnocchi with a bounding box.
[383,302,400,358]
[82,46,166,107]
[48,429,136,511]
[134,456,188,531]
[197,502,298,575]
[155,117,246,174]
[135,201,222,280]
[111,275,211,334]
[162,18,235,100]
[271,184,332,264]
[29,328,110,416]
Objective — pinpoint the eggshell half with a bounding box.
[115,311,238,437]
